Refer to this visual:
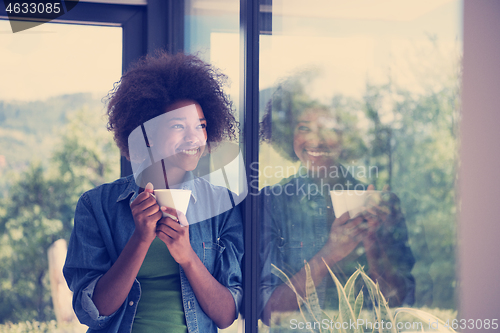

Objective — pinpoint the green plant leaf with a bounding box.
[353,289,363,320]
[395,308,457,333]
[377,284,397,333]
[271,263,304,304]
[357,269,381,319]
[305,261,323,330]
[271,263,316,332]
[358,269,397,333]
[323,259,363,333]
[345,268,362,310]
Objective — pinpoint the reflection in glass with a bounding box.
[184,2,244,332]
[258,0,461,330]
[259,87,416,327]
[185,0,244,203]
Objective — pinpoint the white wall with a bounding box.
[460,0,500,326]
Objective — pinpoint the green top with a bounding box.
[131,237,187,333]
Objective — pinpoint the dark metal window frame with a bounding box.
[241,0,260,332]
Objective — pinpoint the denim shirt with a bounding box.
[63,174,244,333]
[259,168,415,316]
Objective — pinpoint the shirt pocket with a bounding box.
[281,240,305,274]
[202,241,226,274]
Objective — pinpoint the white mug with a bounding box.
[151,189,191,224]
[330,189,380,218]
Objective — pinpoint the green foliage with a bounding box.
[0,94,103,194]
[0,320,86,333]
[271,263,457,333]
[265,71,460,309]
[359,82,460,308]
[50,107,120,197]
[0,164,66,322]
[0,104,119,324]
[0,320,58,333]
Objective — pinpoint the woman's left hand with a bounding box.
[157,207,236,328]
[362,184,398,246]
[360,185,409,305]
[156,207,196,266]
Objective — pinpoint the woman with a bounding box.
[63,52,243,333]
[259,83,415,326]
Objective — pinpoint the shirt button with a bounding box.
[129,301,134,306]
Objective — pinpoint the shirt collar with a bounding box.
[176,171,198,204]
[116,175,139,204]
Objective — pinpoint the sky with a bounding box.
[209,0,462,102]
[0,21,122,102]
[0,0,461,102]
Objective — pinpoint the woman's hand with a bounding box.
[156,207,196,266]
[360,184,409,305]
[322,211,367,265]
[130,182,162,245]
[156,207,236,328]
[93,182,161,316]
[362,184,399,248]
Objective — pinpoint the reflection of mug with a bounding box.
[152,189,191,223]
[330,190,379,218]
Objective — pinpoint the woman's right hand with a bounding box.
[323,212,367,265]
[130,182,162,244]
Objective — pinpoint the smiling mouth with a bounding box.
[305,150,334,157]
[177,147,201,155]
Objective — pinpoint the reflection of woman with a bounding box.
[259,92,415,325]
[63,52,243,333]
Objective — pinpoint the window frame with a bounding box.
[241,0,260,331]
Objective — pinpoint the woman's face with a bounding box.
[293,108,342,170]
[154,99,207,172]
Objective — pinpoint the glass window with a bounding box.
[258,1,462,331]
[0,20,121,328]
[184,1,244,332]
[185,0,244,199]
[185,0,240,111]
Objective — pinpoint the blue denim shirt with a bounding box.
[259,168,415,317]
[63,174,244,333]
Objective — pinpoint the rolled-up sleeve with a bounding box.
[63,194,122,330]
[214,203,244,318]
[258,192,284,317]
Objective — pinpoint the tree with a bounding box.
[0,108,119,323]
[360,82,460,309]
